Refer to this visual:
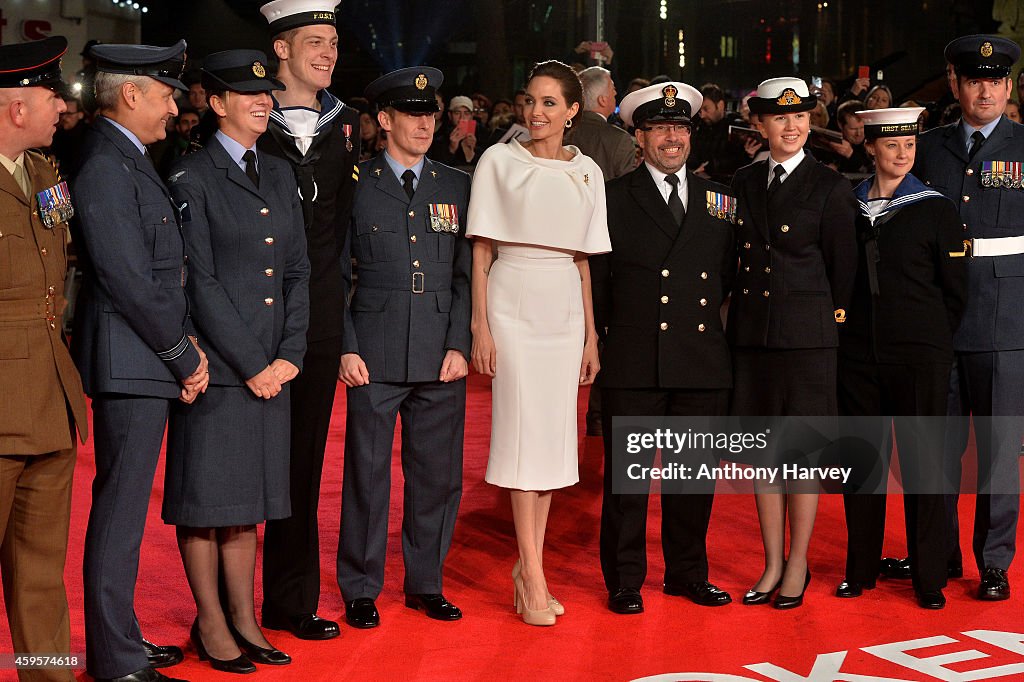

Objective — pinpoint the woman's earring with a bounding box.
[565,119,573,129]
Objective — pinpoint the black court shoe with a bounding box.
[227,622,291,665]
[743,577,783,605]
[190,620,256,674]
[773,570,811,610]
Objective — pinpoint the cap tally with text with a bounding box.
[365,67,443,113]
[618,81,702,129]
[260,0,338,34]
[945,35,1020,79]
[90,40,188,91]
[202,50,285,93]
[856,107,925,140]
[0,36,68,90]
[748,77,817,115]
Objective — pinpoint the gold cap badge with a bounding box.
[777,88,803,106]
[415,73,428,90]
[662,84,678,108]
[252,61,266,78]
[980,41,994,58]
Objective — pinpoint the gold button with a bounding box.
[410,235,417,242]
[700,272,708,280]
[660,322,668,331]
[661,269,670,278]
[765,245,771,251]
[660,296,669,304]
[265,237,275,244]
[698,323,706,332]
[161,216,168,224]
[742,288,749,295]
[780,224,790,233]
[408,210,415,217]
[763,290,770,297]
[738,218,744,226]
[962,195,970,202]
[264,268,274,276]
[413,260,420,267]
[372,225,379,232]
[744,266,751,272]
[743,242,751,249]
[700,298,707,306]
[963,224,968,231]
[966,168,974,176]
[264,297,274,306]
[48,285,56,295]
[764,266,771,273]
[50,321,56,329]
[260,207,270,216]
[40,247,48,256]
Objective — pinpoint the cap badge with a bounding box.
[662,84,678,108]
[980,41,994,58]
[252,61,266,78]
[415,73,428,90]
[777,88,802,106]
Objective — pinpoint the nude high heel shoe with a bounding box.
[513,559,565,616]
[512,569,556,626]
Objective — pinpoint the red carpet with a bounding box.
[2,375,1023,681]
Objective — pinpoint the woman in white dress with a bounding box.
[467,60,611,626]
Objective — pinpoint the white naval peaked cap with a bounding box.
[260,0,338,34]
[618,81,702,129]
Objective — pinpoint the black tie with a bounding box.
[967,130,986,161]
[665,173,685,225]
[767,164,785,200]
[243,150,259,188]
[401,169,416,200]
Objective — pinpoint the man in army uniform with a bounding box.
[0,36,87,682]
[337,66,472,629]
[257,0,361,640]
[911,34,1024,602]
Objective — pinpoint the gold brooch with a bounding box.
[583,173,590,185]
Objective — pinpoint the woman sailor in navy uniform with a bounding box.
[836,107,967,609]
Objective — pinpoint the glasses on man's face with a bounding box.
[642,123,690,135]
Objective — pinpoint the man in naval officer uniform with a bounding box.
[912,34,1024,602]
[337,67,471,629]
[0,36,88,682]
[72,40,208,682]
[591,82,735,615]
[257,0,361,640]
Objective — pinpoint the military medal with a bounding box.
[342,123,353,152]
[705,190,737,223]
[427,203,460,233]
[36,180,74,229]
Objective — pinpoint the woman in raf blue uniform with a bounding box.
[835,107,967,610]
[728,77,858,610]
[165,50,309,673]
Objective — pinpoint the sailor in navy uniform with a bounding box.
[72,40,205,682]
[591,82,735,615]
[911,34,1024,602]
[337,67,471,629]
[256,0,361,640]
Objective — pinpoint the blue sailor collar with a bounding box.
[269,88,347,136]
[855,172,947,223]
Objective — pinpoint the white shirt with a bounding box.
[767,148,806,188]
[644,162,689,212]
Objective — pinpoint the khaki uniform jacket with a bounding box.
[0,151,86,454]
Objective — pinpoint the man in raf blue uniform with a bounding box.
[72,40,208,682]
[912,35,1024,602]
[337,67,471,629]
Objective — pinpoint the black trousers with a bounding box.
[599,387,729,592]
[262,336,343,619]
[84,395,169,679]
[838,357,950,592]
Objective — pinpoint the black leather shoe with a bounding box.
[916,589,946,609]
[261,612,340,640]
[94,667,188,682]
[142,640,184,669]
[664,581,732,606]
[879,557,912,580]
[835,579,875,598]
[405,593,463,621]
[608,588,644,614]
[773,570,811,610]
[345,598,380,629]
[190,620,256,674]
[227,622,291,665]
[978,567,1010,601]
